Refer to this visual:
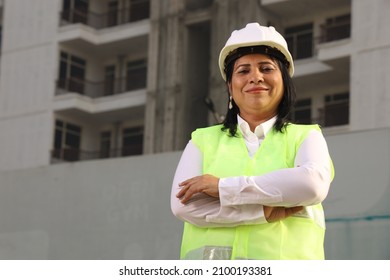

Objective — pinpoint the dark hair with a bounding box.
[221,46,296,136]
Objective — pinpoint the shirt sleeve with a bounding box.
[170,140,267,227]
[218,130,332,207]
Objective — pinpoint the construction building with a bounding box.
[0,0,389,259]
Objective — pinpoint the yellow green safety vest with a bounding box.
[180,123,334,260]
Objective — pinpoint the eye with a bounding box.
[238,69,249,74]
[260,65,275,73]
[260,67,275,74]
[235,68,250,75]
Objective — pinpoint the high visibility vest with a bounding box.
[180,124,334,260]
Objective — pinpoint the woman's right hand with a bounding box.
[263,206,304,222]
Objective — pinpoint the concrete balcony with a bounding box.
[317,38,352,61]
[57,19,149,59]
[294,56,350,96]
[261,0,351,18]
[52,88,146,123]
[59,0,150,30]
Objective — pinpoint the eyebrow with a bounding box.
[235,61,276,69]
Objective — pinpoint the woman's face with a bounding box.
[228,53,284,121]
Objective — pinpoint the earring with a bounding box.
[229,96,233,110]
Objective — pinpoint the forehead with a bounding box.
[234,53,276,66]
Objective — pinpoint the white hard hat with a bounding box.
[218,22,294,80]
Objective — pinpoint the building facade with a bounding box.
[0,0,389,259]
[0,0,360,170]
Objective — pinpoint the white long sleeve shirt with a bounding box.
[171,116,332,228]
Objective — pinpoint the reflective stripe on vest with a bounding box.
[180,124,334,260]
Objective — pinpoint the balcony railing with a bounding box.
[319,18,351,43]
[60,0,150,29]
[292,105,349,127]
[56,76,146,98]
[322,103,349,127]
[51,146,143,163]
[285,29,314,60]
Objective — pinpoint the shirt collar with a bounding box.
[237,114,276,139]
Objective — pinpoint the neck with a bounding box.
[239,112,276,132]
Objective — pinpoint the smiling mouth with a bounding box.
[246,87,268,93]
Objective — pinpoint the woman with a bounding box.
[171,23,334,260]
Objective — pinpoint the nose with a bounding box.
[250,68,264,84]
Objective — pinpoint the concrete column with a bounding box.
[143,0,161,154]
[0,0,60,170]
[161,0,185,152]
[144,0,185,153]
[349,0,390,130]
[208,0,235,124]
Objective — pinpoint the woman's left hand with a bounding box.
[263,205,304,222]
[177,174,220,204]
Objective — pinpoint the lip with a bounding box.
[246,87,268,93]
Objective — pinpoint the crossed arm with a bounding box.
[170,130,332,227]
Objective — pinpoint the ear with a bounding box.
[227,82,232,95]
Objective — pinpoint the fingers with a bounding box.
[179,176,197,187]
[264,205,304,222]
[176,175,220,204]
[176,184,189,199]
[288,206,304,215]
[178,187,195,204]
[290,206,303,212]
[177,178,200,204]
